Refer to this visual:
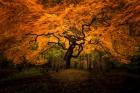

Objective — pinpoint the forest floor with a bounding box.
[0,69,140,93]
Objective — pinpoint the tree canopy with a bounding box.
[0,0,139,64]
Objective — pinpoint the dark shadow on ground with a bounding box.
[0,69,140,93]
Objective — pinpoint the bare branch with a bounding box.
[26,33,54,43]
[72,44,83,58]
[26,32,68,50]
[89,38,113,56]
[48,42,67,50]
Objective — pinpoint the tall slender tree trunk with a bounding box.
[65,57,71,69]
[64,52,72,69]
[64,42,76,69]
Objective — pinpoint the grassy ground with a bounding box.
[0,69,140,93]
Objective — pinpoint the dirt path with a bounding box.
[0,69,140,93]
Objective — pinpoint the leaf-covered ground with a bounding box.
[0,69,140,93]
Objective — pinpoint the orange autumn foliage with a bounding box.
[0,0,139,64]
